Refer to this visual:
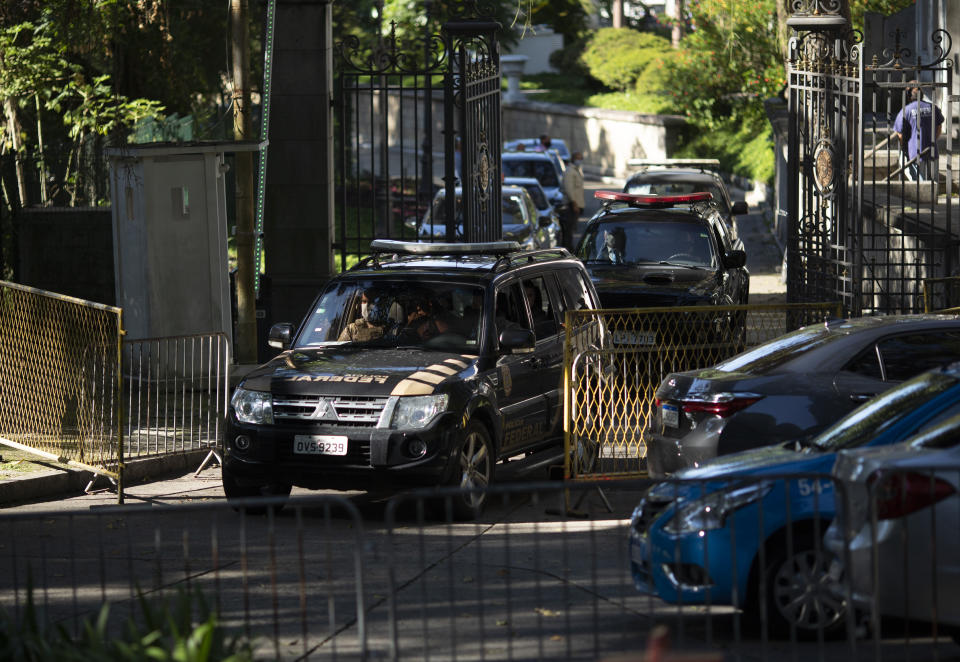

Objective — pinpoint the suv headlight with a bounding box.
[231,388,274,424]
[663,482,773,535]
[391,394,449,430]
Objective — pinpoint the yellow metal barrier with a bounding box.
[563,302,843,482]
[0,280,124,499]
[923,276,960,313]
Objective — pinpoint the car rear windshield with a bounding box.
[812,371,959,451]
[296,280,485,353]
[625,180,727,210]
[502,159,559,187]
[714,325,838,373]
[577,220,716,268]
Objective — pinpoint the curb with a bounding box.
[0,449,215,507]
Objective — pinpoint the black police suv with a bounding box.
[575,191,750,311]
[223,240,601,518]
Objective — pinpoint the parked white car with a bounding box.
[825,412,960,643]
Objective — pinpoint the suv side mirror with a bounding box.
[499,327,535,354]
[731,200,748,215]
[268,322,295,350]
[723,249,747,269]
[539,215,553,228]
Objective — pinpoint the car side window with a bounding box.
[878,331,960,381]
[522,276,558,339]
[495,282,531,338]
[845,331,960,381]
[713,220,731,253]
[844,345,883,379]
[555,268,597,311]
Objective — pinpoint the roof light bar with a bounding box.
[594,190,713,207]
[370,239,522,255]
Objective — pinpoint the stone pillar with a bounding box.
[262,0,334,328]
[501,54,528,104]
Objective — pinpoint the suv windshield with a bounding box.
[812,371,959,451]
[577,220,716,268]
[297,280,485,353]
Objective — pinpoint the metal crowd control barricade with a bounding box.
[121,333,230,474]
[0,280,125,500]
[563,302,843,483]
[923,275,960,313]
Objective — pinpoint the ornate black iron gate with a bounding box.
[787,7,956,315]
[786,17,863,313]
[333,8,501,270]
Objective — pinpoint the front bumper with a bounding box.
[224,410,463,491]
[628,511,743,607]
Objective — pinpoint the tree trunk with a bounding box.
[3,97,27,208]
[671,0,684,49]
[232,0,258,364]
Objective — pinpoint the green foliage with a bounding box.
[580,28,671,92]
[850,0,917,32]
[0,584,253,662]
[524,0,592,44]
[642,0,781,182]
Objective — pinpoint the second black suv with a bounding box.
[223,240,601,518]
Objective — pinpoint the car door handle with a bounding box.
[849,393,874,403]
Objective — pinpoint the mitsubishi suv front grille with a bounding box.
[273,395,390,427]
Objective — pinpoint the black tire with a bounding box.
[752,533,848,639]
[222,467,292,515]
[447,420,494,521]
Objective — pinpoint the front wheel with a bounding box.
[754,533,848,639]
[222,467,292,515]
[447,420,494,521]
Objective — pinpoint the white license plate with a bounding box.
[612,329,657,345]
[294,435,348,456]
[661,403,679,428]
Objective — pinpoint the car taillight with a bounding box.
[868,471,957,520]
[679,394,762,417]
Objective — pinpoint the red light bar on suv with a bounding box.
[595,191,713,207]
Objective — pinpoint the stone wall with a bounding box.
[348,88,688,183]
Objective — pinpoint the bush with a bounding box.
[548,37,592,82]
[580,28,671,92]
[0,584,254,662]
[672,112,775,185]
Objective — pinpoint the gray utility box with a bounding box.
[107,142,259,344]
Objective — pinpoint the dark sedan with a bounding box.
[645,314,960,477]
[575,191,749,311]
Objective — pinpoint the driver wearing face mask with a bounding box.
[338,290,387,342]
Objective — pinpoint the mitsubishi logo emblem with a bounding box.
[312,397,339,421]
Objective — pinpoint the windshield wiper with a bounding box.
[656,261,704,270]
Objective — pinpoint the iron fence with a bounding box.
[1,476,957,660]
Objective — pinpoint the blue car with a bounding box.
[629,362,960,638]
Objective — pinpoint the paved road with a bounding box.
[4,465,956,661]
